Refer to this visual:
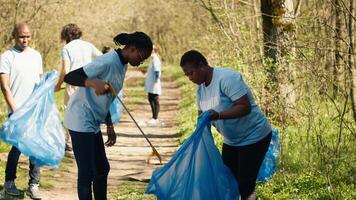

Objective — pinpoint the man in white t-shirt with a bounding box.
[0,23,43,199]
[55,23,102,152]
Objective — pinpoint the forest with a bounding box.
[0,0,355,199]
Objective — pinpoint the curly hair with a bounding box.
[61,23,82,43]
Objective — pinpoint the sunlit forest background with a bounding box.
[0,0,355,199]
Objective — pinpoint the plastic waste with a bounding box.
[257,128,280,182]
[0,71,65,167]
[109,90,123,124]
[146,112,238,200]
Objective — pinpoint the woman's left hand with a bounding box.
[105,125,117,147]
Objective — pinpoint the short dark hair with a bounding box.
[11,23,32,38]
[113,32,153,54]
[61,23,82,43]
[180,50,208,67]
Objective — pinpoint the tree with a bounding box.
[260,0,298,118]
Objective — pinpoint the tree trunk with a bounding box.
[333,0,342,98]
[260,0,296,118]
[260,0,277,63]
[348,0,356,122]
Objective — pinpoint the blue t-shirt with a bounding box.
[64,51,128,133]
[196,67,271,146]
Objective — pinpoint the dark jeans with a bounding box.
[222,132,272,200]
[148,93,160,119]
[69,130,110,200]
[5,146,41,185]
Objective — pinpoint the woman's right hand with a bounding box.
[85,79,110,95]
[209,109,220,121]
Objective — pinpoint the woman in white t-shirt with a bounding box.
[179,50,272,200]
[55,23,102,152]
[144,45,162,126]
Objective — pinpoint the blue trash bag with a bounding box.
[109,90,123,124]
[146,112,239,200]
[257,128,280,182]
[0,71,65,168]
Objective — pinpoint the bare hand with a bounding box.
[87,79,110,95]
[105,125,117,147]
[209,109,219,121]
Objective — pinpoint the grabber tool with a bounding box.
[108,83,162,164]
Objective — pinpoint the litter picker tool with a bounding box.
[108,83,162,164]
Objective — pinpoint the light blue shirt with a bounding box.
[196,67,271,146]
[64,51,128,133]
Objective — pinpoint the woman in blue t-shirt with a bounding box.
[179,50,272,200]
[63,32,153,200]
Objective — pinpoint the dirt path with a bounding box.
[40,68,181,200]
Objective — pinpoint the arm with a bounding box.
[55,59,70,92]
[210,94,251,121]
[154,71,160,82]
[0,73,16,112]
[64,68,109,95]
[105,111,117,147]
[152,56,161,82]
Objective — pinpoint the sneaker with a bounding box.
[4,180,21,196]
[27,183,41,199]
[146,119,159,127]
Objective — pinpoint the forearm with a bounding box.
[64,68,88,87]
[1,88,16,112]
[105,112,113,127]
[218,105,251,120]
[55,68,65,90]
[211,95,251,120]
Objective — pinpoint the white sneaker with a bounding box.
[27,183,41,199]
[4,180,21,196]
[146,119,159,127]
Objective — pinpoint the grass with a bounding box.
[109,181,156,200]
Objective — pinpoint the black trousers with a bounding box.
[222,132,272,200]
[148,93,160,119]
[69,130,110,200]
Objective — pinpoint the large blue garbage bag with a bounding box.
[146,112,238,200]
[257,128,280,182]
[1,71,65,167]
[109,90,123,124]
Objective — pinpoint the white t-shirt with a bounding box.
[196,67,271,146]
[144,54,162,95]
[0,47,43,111]
[64,51,128,133]
[61,39,102,105]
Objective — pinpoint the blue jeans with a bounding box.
[5,146,41,185]
[69,130,110,200]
